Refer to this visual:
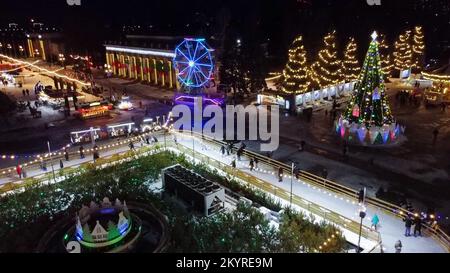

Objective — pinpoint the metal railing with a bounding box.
[170,139,381,245]
[176,130,450,252]
[1,129,448,252]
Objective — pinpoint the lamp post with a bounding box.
[357,207,367,253]
[192,130,195,161]
[290,162,295,207]
[164,128,167,150]
[47,141,56,182]
[357,187,367,253]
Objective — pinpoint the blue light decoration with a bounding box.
[382,130,390,143]
[174,94,224,107]
[173,38,214,88]
[372,87,381,100]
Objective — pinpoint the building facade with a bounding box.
[105,36,186,89]
[0,22,65,62]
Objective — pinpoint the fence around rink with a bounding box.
[0,137,382,251]
[0,129,448,252]
[175,130,450,253]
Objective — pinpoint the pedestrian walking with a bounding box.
[129,141,135,151]
[406,202,414,212]
[64,148,69,161]
[404,216,412,237]
[322,168,328,179]
[254,157,258,169]
[395,240,402,253]
[294,166,300,179]
[220,145,225,156]
[278,167,283,182]
[59,159,64,169]
[231,158,236,169]
[414,216,422,237]
[79,146,85,159]
[16,164,22,179]
[371,214,380,231]
[145,136,150,145]
[22,89,26,97]
[26,89,29,96]
[358,188,365,204]
[249,158,254,171]
[432,127,439,145]
[299,140,306,152]
[342,142,348,158]
[93,145,99,160]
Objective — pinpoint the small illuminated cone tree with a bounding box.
[342,37,360,82]
[281,36,311,94]
[379,33,394,78]
[337,32,398,143]
[394,30,413,73]
[412,26,425,72]
[310,31,342,89]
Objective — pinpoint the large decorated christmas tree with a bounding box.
[337,32,402,145]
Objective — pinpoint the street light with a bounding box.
[357,187,367,253]
[290,162,295,207]
[47,141,56,182]
[58,53,66,68]
[192,130,195,161]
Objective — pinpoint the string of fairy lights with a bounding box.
[281,36,311,94]
[412,26,425,70]
[422,71,450,84]
[310,31,343,89]
[0,54,91,86]
[280,26,425,95]
[344,31,394,127]
[342,37,360,83]
[394,30,412,71]
[379,33,394,77]
[394,26,425,72]
[0,129,169,175]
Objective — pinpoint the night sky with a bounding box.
[1,0,449,64]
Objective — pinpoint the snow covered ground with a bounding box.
[172,134,447,253]
[0,132,447,253]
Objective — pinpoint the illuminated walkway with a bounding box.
[0,133,447,253]
[172,133,447,254]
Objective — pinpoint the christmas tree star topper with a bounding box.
[371,31,378,41]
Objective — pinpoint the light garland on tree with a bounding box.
[310,31,343,89]
[378,33,394,78]
[336,32,403,145]
[342,37,360,82]
[394,30,413,72]
[412,26,425,71]
[422,72,450,84]
[281,36,311,94]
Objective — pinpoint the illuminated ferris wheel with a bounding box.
[173,38,214,88]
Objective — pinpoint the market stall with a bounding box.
[76,101,112,119]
